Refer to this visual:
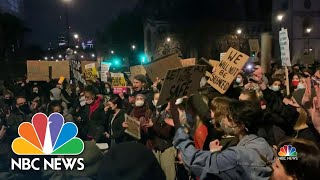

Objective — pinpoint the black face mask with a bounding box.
[108,109,115,114]
[18,104,31,114]
[4,98,13,105]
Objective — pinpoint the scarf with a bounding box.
[89,96,102,119]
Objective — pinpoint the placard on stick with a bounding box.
[111,73,127,94]
[157,65,206,106]
[207,47,249,94]
[144,53,182,81]
[124,115,141,140]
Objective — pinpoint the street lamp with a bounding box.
[306,28,312,54]
[75,45,79,49]
[276,14,284,22]
[74,34,79,39]
[236,29,242,35]
[132,45,136,50]
[306,28,312,33]
[111,50,114,54]
[81,55,84,58]
[44,57,48,60]
[51,56,54,60]
[58,55,62,58]
[166,37,171,42]
[74,51,77,54]
[91,54,95,57]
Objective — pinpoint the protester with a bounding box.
[173,100,275,180]
[82,85,106,142]
[104,96,131,147]
[7,96,33,137]
[148,93,176,180]
[124,94,153,145]
[48,100,74,122]
[271,138,320,180]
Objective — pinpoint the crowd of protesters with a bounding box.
[0,61,320,180]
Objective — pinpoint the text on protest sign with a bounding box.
[157,65,206,106]
[207,47,249,94]
[85,63,99,80]
[124,115,141,140]
[279,28,291,67]
[101,62,111,82]
[144,53,182,82]
[111,73,127,94]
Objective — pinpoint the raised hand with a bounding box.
[302,77,312,106]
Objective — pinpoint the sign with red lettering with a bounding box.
[207,47,249,94]
[157,65,206,106]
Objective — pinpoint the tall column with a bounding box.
[261,32,272,74]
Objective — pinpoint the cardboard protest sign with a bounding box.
[180,58,196,67]
[101,62,111,82]
[124,115,141,140]
[207,47,249,94]
[130,65,146,81]
[248,39,260,52]
[27,61,49,81]
[49,61,70,80]
[85,63,99,80]
[209,60,219,67]
[220,53,226,61]
[144,53,182,81]
[157,65,206,106]
[71,60,86,84]
[279,28,291,67]
[111,73,127,94]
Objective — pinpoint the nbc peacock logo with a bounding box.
[278,145,298,160]
[11,113,84,155]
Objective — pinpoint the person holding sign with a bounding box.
[123,94,153,146]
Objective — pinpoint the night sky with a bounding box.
[24,0,139,48]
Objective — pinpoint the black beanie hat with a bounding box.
[97,142,166,180]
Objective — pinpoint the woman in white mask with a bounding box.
[125,94,153,146]
[269,78,282,92]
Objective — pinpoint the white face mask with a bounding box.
[135,100,144,107]
[80,101,86,107]
[50,97,55,101]
[236,77,242,84]
[76,87,80,92]
[297,83,305,90]
[270,85,280,92]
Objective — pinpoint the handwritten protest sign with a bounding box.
[180,58,196,67]
[209,60,219,67]
[130,65,146,81]
[207,47,249,94]
[111,73,127,94]
[157,65,206,106]
[101,62,111,82]
[144,53,182,81]
[279,28,291,67]
[249,39,260,53]
[124,115,141,140]
[85,63,99,80]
